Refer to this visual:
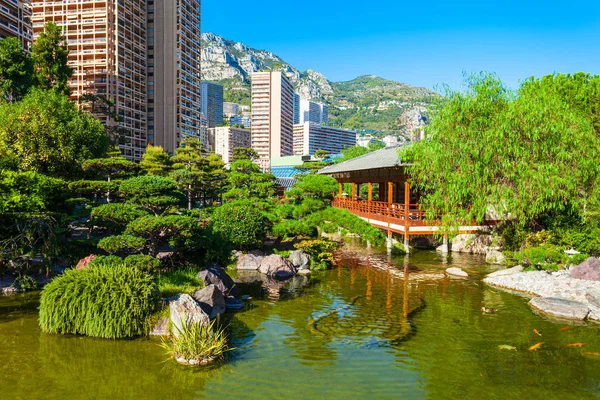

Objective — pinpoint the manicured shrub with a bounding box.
[89,254,161,274]
[39,265,160,338]
[118,176,184,215]
[97,234,146,254]
[305,207,386,245]
[294,239,340,271]
[210,200,267,249]
[271,219,317,239]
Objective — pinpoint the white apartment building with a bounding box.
[298,99,328,125]
[211,126,251,165]
[293,122,356,156]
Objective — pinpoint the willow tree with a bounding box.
[403,73,600,230]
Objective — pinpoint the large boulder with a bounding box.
[451,234,493,254]
[486,249,506,265]
[529,297,590,320]
[570,257,600,282]
[237,250,265,270]
[289,250,310,270]
[197,263,238,297]
[259,254,297,279]
[193,284,226,319]
[169,293,209,337]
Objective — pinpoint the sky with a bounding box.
[202,0,600,91]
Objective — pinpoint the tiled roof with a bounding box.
[317,145,407,175]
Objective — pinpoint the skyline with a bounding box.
[203,0,600,90]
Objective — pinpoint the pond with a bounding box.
[2,246,600,399]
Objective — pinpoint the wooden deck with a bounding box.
[332,198,491,237]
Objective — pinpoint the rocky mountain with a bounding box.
[201,32,439,136]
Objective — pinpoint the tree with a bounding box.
[224,158,276,201]
[403,73,600,230]
[78,95,126,145]
[0,37,34,101]
[31,22,72,95]
[140,144,172,176]
[0,88,108,177]
[210,200,267,249]
[118,176,184,215]
[232,147,258,162]
[314,149,330,161]
[170,138,206,209]
[82,146,139,202]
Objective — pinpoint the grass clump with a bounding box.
[157,268,204,297]
[39,265,160,338]
[161,319,230,364]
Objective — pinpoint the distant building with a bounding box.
[270,155,311,195]
[293,92,300,124]
[223,102,240,117]
[211,126,251,165]
[383,135,399,147]
[298,99,328,125]
[201,82,224,128]
[0,0,32,50]
[293,122,356,155]
[251,71,294,168]
[230,114,251,129]
[357,133,376,147]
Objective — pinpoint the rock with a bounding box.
[149,317,170,336]
[225,296,244,310]
[446,267,468,277]
[289,250,310,270]
[450,234,493,254]
[236,250,265,270]
[193,284,226,319]
[156,251,174,261]
[169,294,209,337]
[76,254,96,270]
[570,257,600,282]
[486,249,506,265]
[258,254,297,279]
[297,268,311,276]
[529,297,590,320]
[231,250,243,260]
[486,265,524,278]
[198,263,238,297]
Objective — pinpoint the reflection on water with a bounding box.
[2,246,600,399]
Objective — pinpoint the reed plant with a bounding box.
[39,264,160,338]
[161,319,230,364]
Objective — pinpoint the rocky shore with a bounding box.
[484,260,600,322]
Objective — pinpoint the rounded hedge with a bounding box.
[210,200,266,249]
[39,265,160,338]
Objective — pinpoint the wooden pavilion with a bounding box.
[318,146,492,249]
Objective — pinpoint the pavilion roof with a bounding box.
[317,145,408,175]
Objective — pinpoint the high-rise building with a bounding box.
[298,99,328,125]
[223,101,239,117]
[211,126,251,165]
[0,0,33,50]
[293,122,355,155]
[32,0,148,161]
[251,71,294,168]
[148,0,202,154]
[293,92,300,124]
[201,81,223,128]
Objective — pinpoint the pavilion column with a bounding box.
[404,180,410,252]
[351,183,357,200]
[338,183,343,198]
[367,182,372,218]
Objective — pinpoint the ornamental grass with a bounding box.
[161,319,230,365]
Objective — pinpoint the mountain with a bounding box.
[201,32,439,137]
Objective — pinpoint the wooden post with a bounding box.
[404,181,410,251]
[367,182,372,219]
[338,182,343,198]
[351,183,356,199]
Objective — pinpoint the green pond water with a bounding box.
[2,246,600,399]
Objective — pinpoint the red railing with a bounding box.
[332,198,426,224]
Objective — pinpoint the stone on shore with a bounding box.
[486,265,523,278]
[529,297,590,320]
[289,250,310,270]
[149,317,170,336]
[169,293,209,337]
[486,249,506,265]
[450,234,493,254]
[259,254,297,279]
[297,268,311,276]
[446,267,468,277]
[198,263,238,297]
[193,284,226,319]
[225,296,245,310]
[236,250,265,270]
[570,257,600,282]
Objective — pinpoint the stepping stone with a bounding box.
[529,297,590,320]
[446,267,468,278]
[487,265,523,278]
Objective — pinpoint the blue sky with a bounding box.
[203,0,600,91]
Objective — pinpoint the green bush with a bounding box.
[294,239,340,270]
[160,320,230,364]
[211,200,267,249]
[39,265,160,338]
[271,219,317,239]
[305,207,386,245]
[119,176,184,215]
[156,268,204,297]
[0,170,67,213]
[89,254,161,274]
[97,234,146,254]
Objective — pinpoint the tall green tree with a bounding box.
[32,22,72,95]
[224,157,276,201]
[0,37,34,102]
[403,73,600,230]
[140,144,172,176]
[0,88,108,177]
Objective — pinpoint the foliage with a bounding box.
[232,147,258,162]
[156,268,204,297]
[0,170,67,213]
[160,319,230,363]
[83,150,139,182]
[140,145,172,176]
[119,176,184,215]
[39,265,160,338]
[31,22,73,95]
[286,174,338,202]
[224,159,276,201]
[68,180,119,203]
[403,73,600,231]
[89,254,161,274]
[124,214,197,255]
[210,200,267,249]
[0,88,108,177]
[97,234,146,254]
[91,203,150,228]
[0,37,34,102]
[78,97,126,145]
[294,239,339,270]
[305,207,386,245]
[271,219,317,239]
[336,142,384,163]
